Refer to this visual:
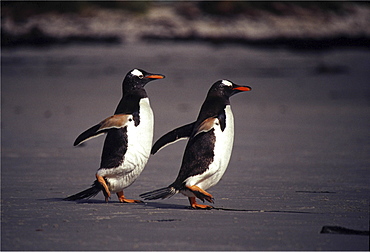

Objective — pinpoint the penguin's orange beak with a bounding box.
[233,86,251,91]
[145,74,165,79]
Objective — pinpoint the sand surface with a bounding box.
[1,42,369,250]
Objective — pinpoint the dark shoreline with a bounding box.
[143,35,370,51]
[3,27,370,51]
[2,2,369,51]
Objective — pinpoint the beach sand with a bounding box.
[1,42,369,250]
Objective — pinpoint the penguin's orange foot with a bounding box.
[116,191,143,203]
[186,185,214,203]
[120,198,144,203]
[96,174,111,201]
[188,197,213,209]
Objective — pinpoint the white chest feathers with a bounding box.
[125,98,154,167]
[186,105,235,190]
[213,105,235,172]
[99,98,154,192]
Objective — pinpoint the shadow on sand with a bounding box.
[42,197,321,214]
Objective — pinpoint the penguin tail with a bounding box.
[140,187,177,200]
[64,180,106,201]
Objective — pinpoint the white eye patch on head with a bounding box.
[221,80,233,87]
[131,69,144,77]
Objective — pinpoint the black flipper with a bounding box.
[74,114,132,146]
[140,187,177,200]
[64,180,107,201]
[151,122,195,155]
[74,124,106,146]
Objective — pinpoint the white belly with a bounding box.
[99,98,154,192]
[185,105,234,190]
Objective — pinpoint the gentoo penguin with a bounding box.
[140,80,251,209]
[64,69,165,203]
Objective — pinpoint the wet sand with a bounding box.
[1,42,369,250]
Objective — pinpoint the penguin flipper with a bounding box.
[74,114,132,146]
[193,117,218,137]
[191,115,226,138]
[151,122,195,154]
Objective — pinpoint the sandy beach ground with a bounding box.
[1,42,369,250]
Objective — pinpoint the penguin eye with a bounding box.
[138,75,144,79]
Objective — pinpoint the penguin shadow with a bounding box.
[138,202,319,212]
[41,198,322,213]
[141,201,197,210]
[40,197,190,209]
[42,198,320,214]
[39,197,108,204]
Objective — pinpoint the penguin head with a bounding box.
[123,68,165,92]
[208,79,251,98]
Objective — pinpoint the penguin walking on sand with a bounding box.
[64,69,165,203]
[140,80,251,209]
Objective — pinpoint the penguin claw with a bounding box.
[197,195,214,204]
[188,197,213,209]
[120,199,144,204]
[116,191,143,203]
[204,196,214,204]
[186,185,214,203]
[191,204,213,210]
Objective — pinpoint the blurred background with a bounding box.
[2,1,370,48]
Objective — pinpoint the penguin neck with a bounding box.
[122,84,148,97]
[115,88,148,114]
[205,95,230,106]
[197,95,230,121]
